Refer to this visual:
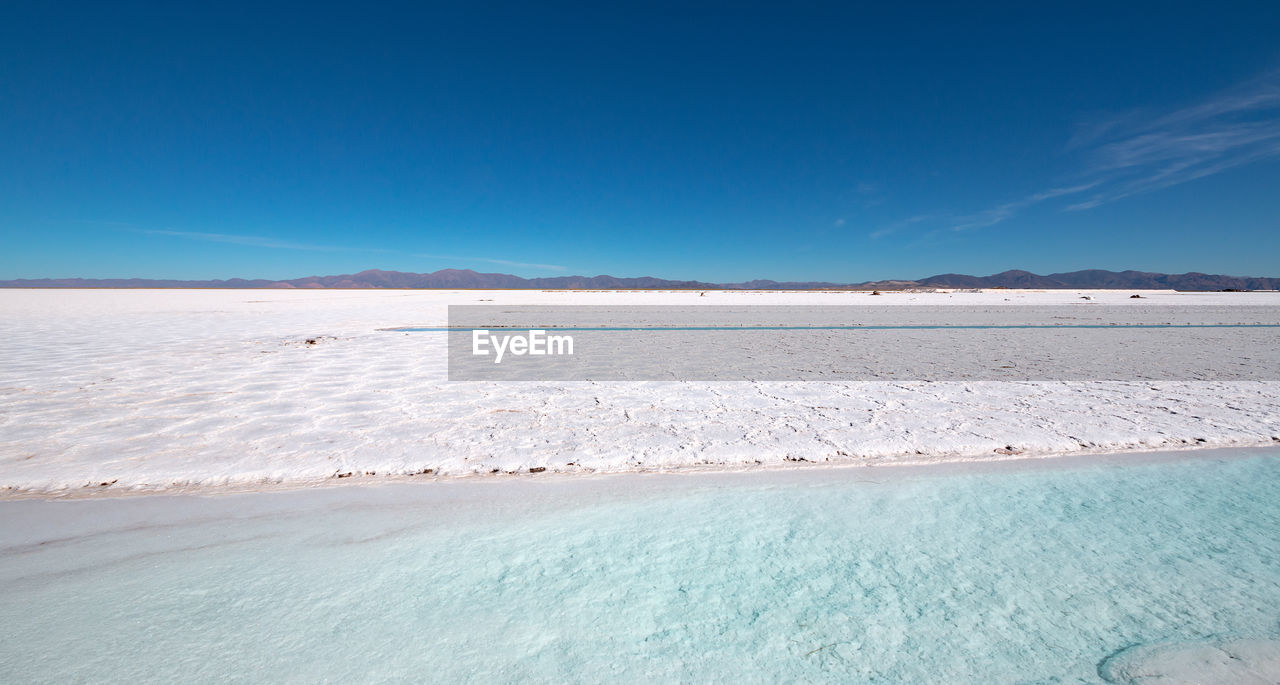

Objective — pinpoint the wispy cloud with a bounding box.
[1066,80,1280,209]
[870,213,937,239]
[139,229,341,251]
[134,228,567,271]
[888,71,1280,234]
[450,256,567,271]
[950,182,1100,231]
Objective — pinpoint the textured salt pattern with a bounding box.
[1099,638,1280,684]
[1,452,1278,682]
[1,289,1279,495]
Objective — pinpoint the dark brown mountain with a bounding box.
[918,269,1069,289]
[1041,270,1280,291]
[1,268,1277,290]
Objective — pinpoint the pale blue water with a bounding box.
[2,451,1280,683]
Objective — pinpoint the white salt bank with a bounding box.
[0,288,1278,495]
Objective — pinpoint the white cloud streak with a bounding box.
[950,182,1100,231]
[1060,72,1280,213]
[135,228,567,272]
[890,71,1280,234]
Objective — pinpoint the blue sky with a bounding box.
[3,1,1279,282]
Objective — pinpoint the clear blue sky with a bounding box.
[3,1,1279,281]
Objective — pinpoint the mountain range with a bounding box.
[1,268,1277,291]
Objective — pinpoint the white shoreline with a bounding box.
[5,438,1278,503]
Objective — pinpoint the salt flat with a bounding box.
[1,288,1278,496]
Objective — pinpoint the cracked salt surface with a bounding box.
[0,289,1278,495]
[1,449,1279,682]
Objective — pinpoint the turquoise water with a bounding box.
[3,451,1280,682]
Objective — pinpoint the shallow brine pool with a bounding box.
[2,449,1279,683]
